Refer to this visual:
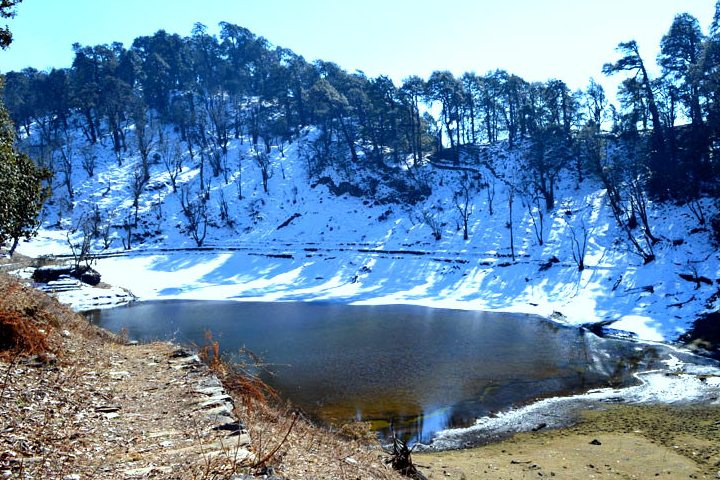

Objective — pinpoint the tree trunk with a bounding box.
[7,237,19,257]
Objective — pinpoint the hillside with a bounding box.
[13,119,720,346]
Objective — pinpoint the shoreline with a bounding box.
[80,284,720,455]
[414,403,720,479]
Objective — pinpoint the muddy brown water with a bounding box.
[87,301,687,444]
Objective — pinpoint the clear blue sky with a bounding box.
[0,0,717,94]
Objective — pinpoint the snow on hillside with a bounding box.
[16,124,720,344]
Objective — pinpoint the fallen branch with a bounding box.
[679,273,713,289]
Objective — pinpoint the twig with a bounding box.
[0,355,17,403]
[253,411,299,469]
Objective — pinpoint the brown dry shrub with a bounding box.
[197,331,278,411]
[0,307,50,359]
[0,275,55,359]
[0,273,113,359]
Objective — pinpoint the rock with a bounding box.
[32,266,73,283]
[213,421,247,433]
[94,405,121,413]
[198,394,234,408]
[589,439,602,445]
[31,265,101,286]
[123,466,173,478]
[63,475,81,480]
[76,267,101,286]
[345,456,359,465]
[170,348,194,358]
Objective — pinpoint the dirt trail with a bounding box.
[1,334,253,479]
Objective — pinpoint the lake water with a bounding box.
[87,301,672,444]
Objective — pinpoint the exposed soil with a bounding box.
[415,403,720,479]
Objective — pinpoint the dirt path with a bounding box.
[415,403,720,479]
[1,334,253,479]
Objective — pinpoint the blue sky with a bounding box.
[1,0,717,94]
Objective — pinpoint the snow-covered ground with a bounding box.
[15,126,720,344]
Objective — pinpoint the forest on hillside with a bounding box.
[2,4,720,259]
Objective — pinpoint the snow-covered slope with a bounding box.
[16,124,720,344]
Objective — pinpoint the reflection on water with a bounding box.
[87,301,668,444]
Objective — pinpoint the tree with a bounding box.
[426,71,464,163]
[180,185,208,247]
[585,78,607,130]
[400,76,426,166]
[0,91,51,256]
[658,13,705,126]
[604,41,668,196]
[452,172,477,240]
[526,125,568,211]
[0,0,21,50]
[702,2,720,139]
[308,77,359,165]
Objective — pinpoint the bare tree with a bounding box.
[507,186,516,262]
[206,94,230,154]
[180,185,209,246]
[524,193,545,246]
[66,215,94,270]
[57,143,74,201]
[628,175,659,245]
[415,206,443,241]
[485,177,496,216]
[99,215,113,250]
[130,169,147,224]
[121,212,134,250]
[453,172,477,241]
[566,218,591,271]
[687,199,706,226]
[80,145,96,177]
[236,151,244,200]
[254,149,273,194]
[159,138,183,193]
[217,190,234,228]
[134,109,156,181]
[207,146,224,178]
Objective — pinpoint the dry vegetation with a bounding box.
[0,272,401,479]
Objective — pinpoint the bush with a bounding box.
[0,307,50,359]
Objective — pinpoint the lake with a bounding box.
[87,301,673,444]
